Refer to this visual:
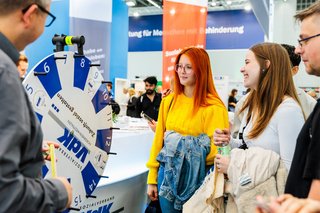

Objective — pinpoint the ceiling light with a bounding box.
[226,0,232,5]
[165,76,170,82]
[244,4,251,11]
[211,2,217,6]
[146,0,161,9]
[126,0,136,7]
[133,12,140,17]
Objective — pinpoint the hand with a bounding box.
[271,194,320,213]
[55,177,72,209]
[215,154,230,174]
[162,89,172,98]
[255,194,320,213]
[148,120,157,132]
[296,199,320,213]
[213,128,230,146]
[255,196,273,213]
[147,184,158,201]
[42,140,60,161]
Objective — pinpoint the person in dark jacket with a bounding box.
[126,88,139,117]
[228,88,238,112]
[136,76,162,121]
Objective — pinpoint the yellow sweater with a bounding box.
[146,93,229,184]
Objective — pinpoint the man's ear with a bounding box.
[21,4,38,28]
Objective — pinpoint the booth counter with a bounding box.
[77,126,154,213]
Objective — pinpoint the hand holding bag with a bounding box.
[145,200,162,213]
[183,165,225,213]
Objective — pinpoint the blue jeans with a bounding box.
[158,165,181,213]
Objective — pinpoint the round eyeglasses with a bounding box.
[174,64,193,74]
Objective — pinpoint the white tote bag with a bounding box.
[183,166,225,213]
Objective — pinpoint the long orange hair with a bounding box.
[173,47,224,115]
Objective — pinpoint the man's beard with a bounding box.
[146,89,154,95]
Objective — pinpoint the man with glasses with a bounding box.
[0,0,72,212]
[284,1,320,201]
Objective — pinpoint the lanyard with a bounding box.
[238,114,251,150]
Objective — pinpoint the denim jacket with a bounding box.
[156,131,211,210]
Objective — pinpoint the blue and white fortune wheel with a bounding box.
[23,51,113,209]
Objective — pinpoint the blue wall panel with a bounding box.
[110,0,129,84]
[128,10,265,51]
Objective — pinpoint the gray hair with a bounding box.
[0,0,51,15]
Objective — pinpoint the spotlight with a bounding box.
[126,0,136,7]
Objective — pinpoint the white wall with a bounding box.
[128,52,162,80]
[208,49,246,80]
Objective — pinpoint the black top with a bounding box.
[228,96,237,112]
[126,96,139,118]
[285,99,320,198]
[136,92,162,121]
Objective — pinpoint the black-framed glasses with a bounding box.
[22,3,56,27]
[298,33,320,47]
[174,64,193,74]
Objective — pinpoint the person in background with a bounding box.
[231,90,249,138]
[17,53,28,80]
[147,47,228,212]
[228,88,238,112]
[106,82,114,99]
[136,76,162,121]
[126,87,139,117]
[284,1,320,201]
[0,0,72,212]
[281,43,316,119]
[106,82,120,115]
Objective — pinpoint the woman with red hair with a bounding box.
[146,47,228,212]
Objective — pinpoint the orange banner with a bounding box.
[162,0,207,90]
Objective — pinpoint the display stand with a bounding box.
[23,35,114,211]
